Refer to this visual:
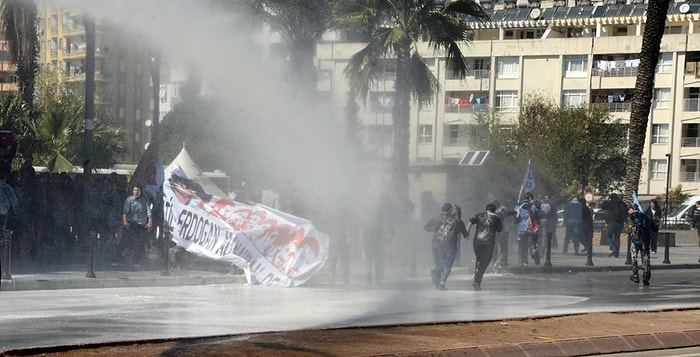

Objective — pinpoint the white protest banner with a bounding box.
[163,165,329,287]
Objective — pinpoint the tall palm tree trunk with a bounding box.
[392,39,412,201]
[0,0,38,114]
[624,0,671,201]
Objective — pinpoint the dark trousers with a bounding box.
[630,239,651,284]
[606,221,624,255]
[517,232,538,265]
[563,222,581,253]
[473,242,495,286]
[116,223,147,264]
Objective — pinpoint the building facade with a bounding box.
[36,2,155,163]
[316,0,700,205]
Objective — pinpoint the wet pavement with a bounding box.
[0,229,699,356]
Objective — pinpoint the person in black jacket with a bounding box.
[580,199,594,254]
[628,203,658,286]
[466,203,503,291]
[600,193,627,258]
[644,199,662,253]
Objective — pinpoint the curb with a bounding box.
[393,329,700,356]
[0,271,246,291]
[505,263,700,274]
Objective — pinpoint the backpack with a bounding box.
[436,215,457,242]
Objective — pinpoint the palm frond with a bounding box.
[409,52,440,104]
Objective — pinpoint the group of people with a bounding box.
[0,162,165,270]
[424,201,503,291]
[422,191,663,290]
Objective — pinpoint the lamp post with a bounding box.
[664,153,671,228]
[84,15,96,279]
[663,153,672,264]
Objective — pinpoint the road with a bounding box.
[2,267,700,352]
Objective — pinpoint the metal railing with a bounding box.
[684,98,700,112]
[446,69,490,80]
[679,171,700,182]
[681,137,700,147]
[592,102,631,112]
[591,66,639,77]
[444,103,489,114]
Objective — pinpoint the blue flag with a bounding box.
[518,160,536,200]
[632,191,644,213]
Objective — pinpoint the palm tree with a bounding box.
[335,0,488,202]
[0,0,38,113]
[214,0,334,93]
[623,0,671,201]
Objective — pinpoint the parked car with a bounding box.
[664,195,700,227]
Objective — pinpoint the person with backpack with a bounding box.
[600,193,627,258]
[466,202,503,291]
[424,203,467,290]
[628,203,658,286]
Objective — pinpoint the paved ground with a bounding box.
[1,228,699,356]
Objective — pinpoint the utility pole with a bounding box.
[84,15,96,278]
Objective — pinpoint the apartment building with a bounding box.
[317,0,700,204]
[0,36,18,96]
[36,3,155,163]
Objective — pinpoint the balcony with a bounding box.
[447,69,490,80]
[0,83,18,91]
[591,66,639,77]
[444,103,489,114]
[0,62,15,72]
[680,171,700,182]
[682,137,700,147]
[593,102,631,112]
[684,98,700,112]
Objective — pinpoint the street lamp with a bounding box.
[664,153,672,228]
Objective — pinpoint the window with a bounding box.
[650,159,668,180]
[563,90,587,107]
[567,28,587,38]
[651,124,669,144]
[419,125,433,144]
[448,125,459,144]
[653,88,671,109]
[425,58,437,77]
[563,55,588,77]
[664,26,683,35]
[496,57,519,78]
[496,91,518,112]
[370,92,394,112]
[656,53,672,73]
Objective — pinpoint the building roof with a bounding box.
[467,1,700,28]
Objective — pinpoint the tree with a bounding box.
[213,0,334,93]
[159,95,245,177]
[335,0,488,204]
[0,0,38,113]
[516,96,627,197]
[26,67,125,169]
[454,95,627,206]
[624,0,671,201]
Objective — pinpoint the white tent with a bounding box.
[165,147,227,198]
